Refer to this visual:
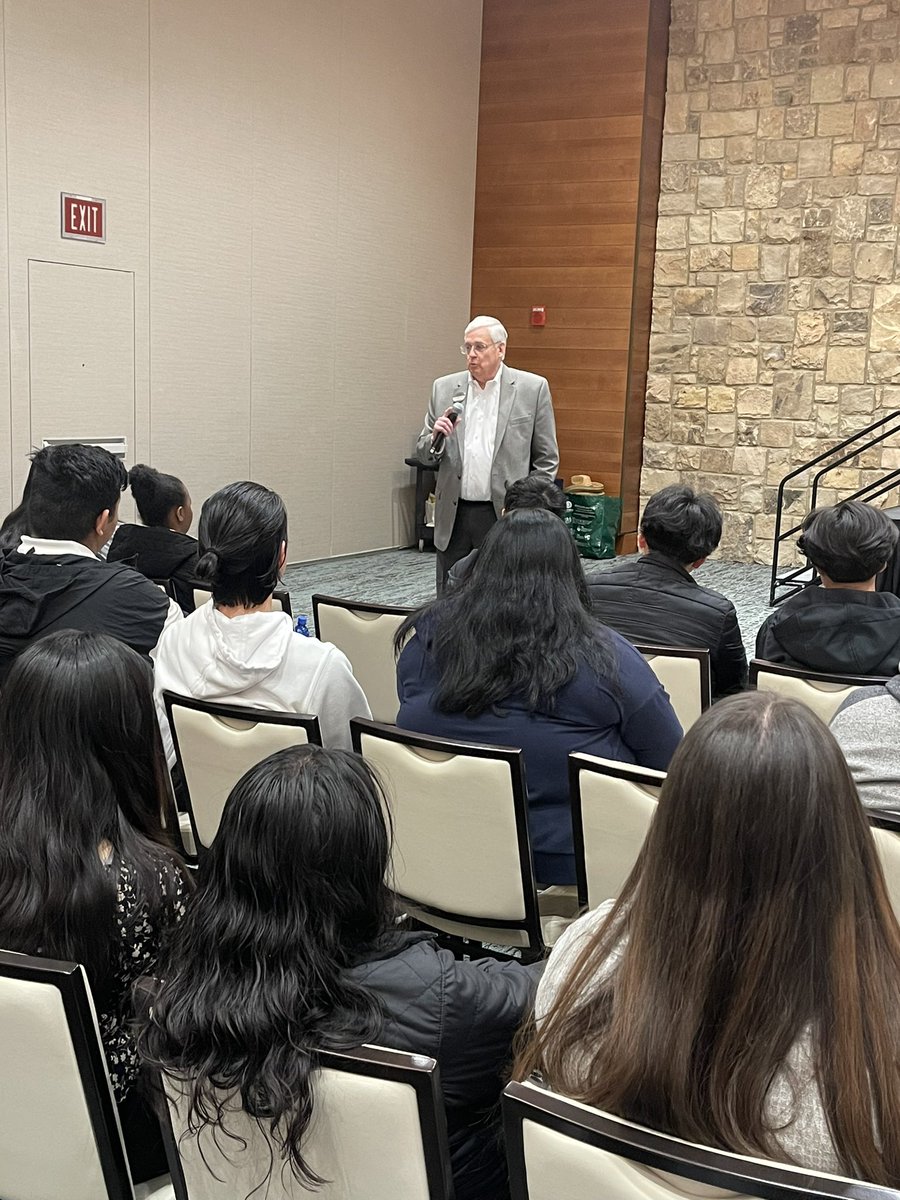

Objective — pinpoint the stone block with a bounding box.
[737,386,774,415]
[844,65,870,100]
[854,243,895,282]
[696,346,729,382]
[691,244,731,271]
[735,0,765,14]
[792,342,827,369]
[872,62,900,97]
[759,420,795,448]
[832,144,864,177]
[764,140,799,164]
[673,286,715,315]
[854,100,880,145]
[816,103,856,138]
[676,446,703,471]
[726,355,759,384]
[868,196,893,224]
[857,175,897,196]
[839,385,876,416]
[762,344,788,368]
[733,446,767,476]
[662,134,700,162]
[795,311,827,345]
[797,140,833,179]
[664,94,691,136]
[870,285,900,353]
[694,317,731,345]
[867,355,900,383]
[705,412,737,445]
[773,371,814,418]
[744,165,781,209]
[699,448,734,473]
[655,251,690,286]
[688,216,710,244]
[737,418,760,446]
[833,196,868,242]
[694,473,740,504]
[698,0,733,30]
[657,216,687,250]
[730,318,757,343]
[705,29,736,62]
[799,230,832,277]
[700,109,758,138]
[812,278,851,307]
[732,243,759,271]
[851,283,873,309]
[784,106,816,137]
[758,316,795,343]
[697,176,728,208]
[725,135,755,164]
[707,385,736,411]
[710,81,743,110]
[640,469,681,495]
[825,347,867,382]
[649,335,691,372]
[864,150,900,175]
[711,209,745,242]
[699,137,725,159]
[758,107,784,140]
[747,283,786,316]
[765,211,801,243]
[882,99,900,125]
[646,374,672,405]
[809,65,844,104]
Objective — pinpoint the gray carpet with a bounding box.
[283,549,774,660]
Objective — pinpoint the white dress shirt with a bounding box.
[461,364,502,501]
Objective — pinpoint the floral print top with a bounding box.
[97,855,189,1101]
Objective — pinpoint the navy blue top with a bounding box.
[396,627,683,885]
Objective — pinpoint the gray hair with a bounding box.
[465,315,508,345]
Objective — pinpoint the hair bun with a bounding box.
[195,549,220,584]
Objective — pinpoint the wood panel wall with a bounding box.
[470,0,670,547]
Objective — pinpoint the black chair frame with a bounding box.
[163,690,321,859]
[633,643,713,713]
[311,593,412,639]
[503,1079,900,1200]
[350,717,545,961]
[749,659,891,691]
[159,1044,454,1200]
[568,752,663,910]
[0,950,135,1200]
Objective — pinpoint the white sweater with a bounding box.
[152,603,371,766]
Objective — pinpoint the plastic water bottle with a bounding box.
[294,614,312,637]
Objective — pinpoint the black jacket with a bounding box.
[0,548,171,683]
[587,552,747,699]
[347,932,541,1200]
[756,585,900,676]
[108,524,198,613]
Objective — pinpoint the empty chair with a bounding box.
[750,658,890,723]
[0,950,173,1200]
[352,717,566,957]
[569,754,664,910]
[191,581,292,616]
[159,1045,451,1200]
[313,594,411,723]
[634,644,711,732]
[163,691,320,854]
[502,1078,900,1200]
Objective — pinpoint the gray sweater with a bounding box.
[830,677,900,812]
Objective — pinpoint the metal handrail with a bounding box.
[769,410,900,605]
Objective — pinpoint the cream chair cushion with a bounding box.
[754,669,868,724]
[640,652,705,731]
[575,756,662,908]
[315,603,407,724]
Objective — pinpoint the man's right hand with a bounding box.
[432,406,459,441]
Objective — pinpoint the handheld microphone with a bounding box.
[431,398,465,454]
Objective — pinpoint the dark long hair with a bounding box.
[195,480,287,607]
[516,691,900,1185]
[396,508,615,714]
[139,745,394,1188]
[0,458,37,551]
[0,631,181,1003]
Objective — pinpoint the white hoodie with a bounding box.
[152,602,371,766]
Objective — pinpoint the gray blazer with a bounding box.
[415,364,559,551]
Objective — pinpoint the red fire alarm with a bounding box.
[531,306,546,327]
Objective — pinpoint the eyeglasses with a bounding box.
[460,342,493,356]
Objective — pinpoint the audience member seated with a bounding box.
[757,499,900,676]
[139,745,538,1200]
[153,479,370,762]
[0,444,181,682]
[587,485,747,699]
[0,630,191,1184]
[831,675,900,811]
[447,473,565,589]
[517,691,900,1186]
[395,509,682,886]
[108,463,198,612]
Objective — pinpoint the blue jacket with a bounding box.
[396,628,682,884]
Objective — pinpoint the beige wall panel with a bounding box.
[28,261,135,450]
[149,0,252,518]
[0,2,11,514]
[3,0,149,497]
[329,0,482,556]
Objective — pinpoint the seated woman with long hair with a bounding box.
[395,508,683,885]
[152,480,370,765]
[139,745,540,1200]
[517,691,900,1186]
[0,630,191,1183]
[108,463,198,610]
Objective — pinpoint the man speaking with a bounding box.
[416,316,559,589]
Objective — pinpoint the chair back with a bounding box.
[569,754,664,909]
[750,659,890,723]
[503,1078,900,1200]
[312,595,411,723]
[869,811,900,927]
[161,1045,453,1200]
[634,644,711,732]
[0,950,134,1200]
[191,584,292,617]
[163,692,321,854]
[351,718,544,954]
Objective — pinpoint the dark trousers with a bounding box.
[436,500,497,593]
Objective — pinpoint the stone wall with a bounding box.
[644,0,900,563]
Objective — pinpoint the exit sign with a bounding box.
[61,193,106,243]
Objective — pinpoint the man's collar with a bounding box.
[18,535,98,559]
